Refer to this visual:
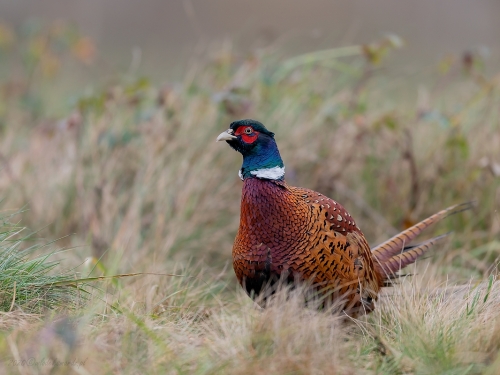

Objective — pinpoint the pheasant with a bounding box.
[217,119,469,317]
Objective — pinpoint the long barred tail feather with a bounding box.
[380,232,450,276]
[372,202,473,281]
[372,202,472,264]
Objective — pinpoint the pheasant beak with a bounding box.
[216,129,237,142]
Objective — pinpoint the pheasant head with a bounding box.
[217,119,285,181]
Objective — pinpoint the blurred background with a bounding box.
[2,0,500,78]
[0,3,500,372]
[0,0,498,273]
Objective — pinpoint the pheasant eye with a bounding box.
[234,125,259,143]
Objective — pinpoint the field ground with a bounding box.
[0,25,499,374]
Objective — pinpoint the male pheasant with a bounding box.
[217,119,469,317]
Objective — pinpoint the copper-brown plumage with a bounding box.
[217,119,470,317]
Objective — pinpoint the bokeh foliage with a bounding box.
[0,20,499,374]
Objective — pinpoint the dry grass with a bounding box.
[0,25,499,373]
[2,273,500,374]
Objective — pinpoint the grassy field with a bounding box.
[0,24,499,374]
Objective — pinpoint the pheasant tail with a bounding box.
[372,202,473,278]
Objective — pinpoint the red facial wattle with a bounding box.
[235,126,260,144]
